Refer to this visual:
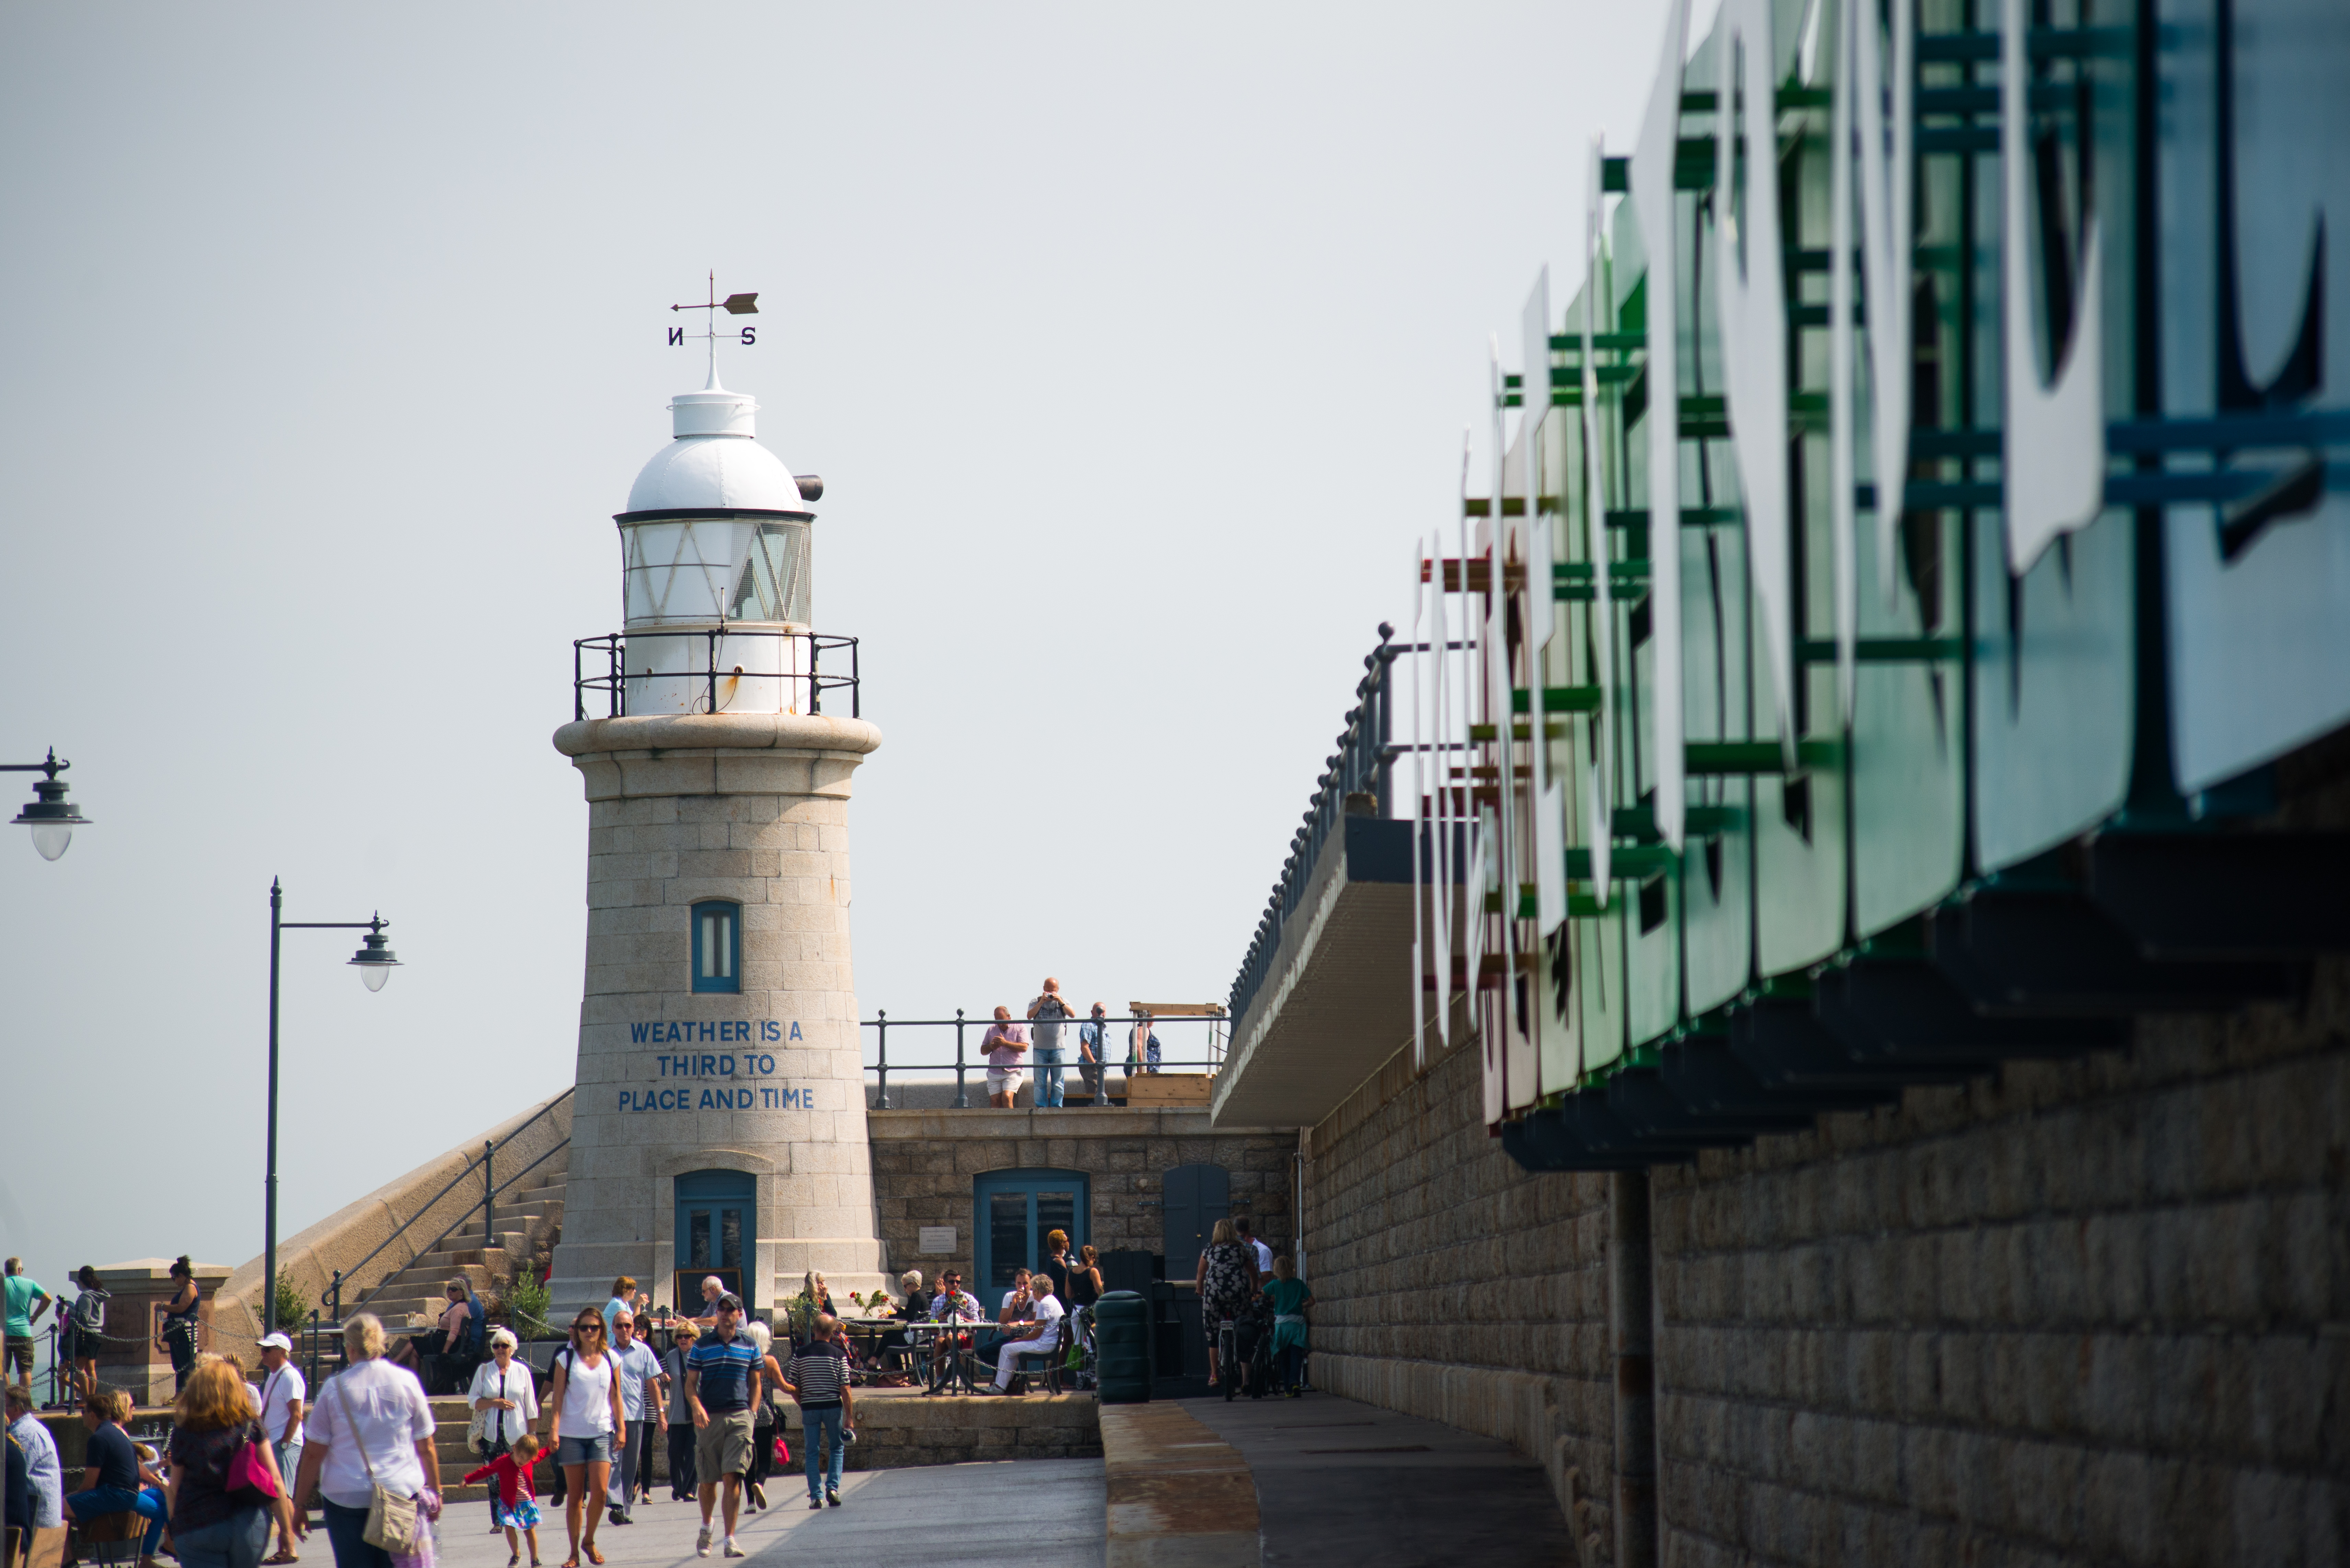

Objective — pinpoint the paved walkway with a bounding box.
[428,1457,1105,1568]
[1185,1393,1574,1567]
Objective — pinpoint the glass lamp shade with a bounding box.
[13,770,88,862]
[350,923,400,990]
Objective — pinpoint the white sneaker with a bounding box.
[695,1526,712,1557]
[723,1537,745,1558]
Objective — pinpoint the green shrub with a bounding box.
[272,1270,309,1331]
[506,1272,553,1340]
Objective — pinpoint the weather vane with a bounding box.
[668,270,759,381]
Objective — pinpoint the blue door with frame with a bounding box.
[675,1169,756,1305]
[973,1170,1088,1297]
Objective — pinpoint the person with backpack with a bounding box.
[65,1266,109,1401]
[1026,978,1076,1108]
[544,1310,625,1568]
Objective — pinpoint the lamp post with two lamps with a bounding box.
[5,749,90,860]
[266,878,402,1334]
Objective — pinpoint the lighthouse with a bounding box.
[545,327,887,1321]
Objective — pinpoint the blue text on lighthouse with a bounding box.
[629,1020,797,1044]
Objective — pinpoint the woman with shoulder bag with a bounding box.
[165,1359,293,1568]
[290,1315,440,1568]
[544,1311,623,1568]
[466,1331,538,1535]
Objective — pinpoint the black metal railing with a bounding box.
[333,1090,572,1319]
[1226,624,1398,1041]
[574,628,862,721]
[864,1011,1228,1108]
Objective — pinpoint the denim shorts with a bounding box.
[557,1433,612,1465]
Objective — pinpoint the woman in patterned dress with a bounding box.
[1193,1220,1255,1388]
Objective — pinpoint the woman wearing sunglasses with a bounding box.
[544,1311,625,1567]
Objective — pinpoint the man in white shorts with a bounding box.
[982,1005,1029,1108]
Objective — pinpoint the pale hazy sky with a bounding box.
[0,2,1679,1289]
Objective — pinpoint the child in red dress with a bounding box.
[462,1432,545,1568]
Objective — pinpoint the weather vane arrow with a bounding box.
[667,270,760,380]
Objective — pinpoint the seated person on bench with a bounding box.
[985,1275,1063,1395]
[926,1273,984,1382]
[61,1391,165,1565]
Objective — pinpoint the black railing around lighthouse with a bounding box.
[574,628,862,721]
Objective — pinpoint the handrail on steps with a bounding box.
[329,1088,574,1318]
[349,1134,572,1315]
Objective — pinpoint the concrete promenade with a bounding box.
[429,1455,1106,1568]
[1185,1393,1575,1567]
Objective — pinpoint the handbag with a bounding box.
[467,1369,509,1455]
[335,1380,424,1556]
[769,1434,791,1467]
[225,1428,282,1503]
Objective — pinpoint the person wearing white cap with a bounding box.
[255,1332,307,1564]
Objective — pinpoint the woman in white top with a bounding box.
[465,1329,540,1533]
[544,1309,624,1568]
[290,1313,441,1568]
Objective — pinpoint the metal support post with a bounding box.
[875,1011,890,1109]
[266,881,283,1335]
[952,1009,969,1108]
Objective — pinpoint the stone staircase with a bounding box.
[356,1147,568,1327]
[429,1397,496,1503]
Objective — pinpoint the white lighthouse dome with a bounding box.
[614,370,818,651]
[624,381,809,515]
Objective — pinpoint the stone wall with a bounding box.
[1649,960,2350,1567]
[780,1391,1101,1471]
[1301,1035,1620,1554]
[1296,968,2350,1567]
[867,1108,1297,1285]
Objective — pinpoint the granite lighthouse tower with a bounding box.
[547,311,885,1319]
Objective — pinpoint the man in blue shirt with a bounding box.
[605,1311,666,1526]
[683,1296,762,1560]
[1076,1004,1108,1104]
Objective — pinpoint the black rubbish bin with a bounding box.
[1094,1289,1152,1404]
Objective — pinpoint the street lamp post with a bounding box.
[4,750,90,860]
[267,878,402,1334]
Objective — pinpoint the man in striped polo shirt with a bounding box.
[783,1316,856,1510]
[684,1294,763,1559]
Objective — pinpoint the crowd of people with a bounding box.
[977,978,1166,1108]
[1194,1217,1314,1396]
[4,1226,1316,1568]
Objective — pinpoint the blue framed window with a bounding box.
[691,901,740,993]
[974,1169,1088,1296]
